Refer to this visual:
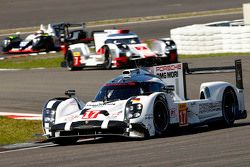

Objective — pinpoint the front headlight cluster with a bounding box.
[43,109,56,124]
[3,39,10,46]
[125,102,143,119]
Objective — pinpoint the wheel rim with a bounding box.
[154,101,168,132]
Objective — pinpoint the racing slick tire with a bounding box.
[65,50,82,71]
[153,96,170,136]
[103,46,112,70]
[221,86,238,127]
[53,137,79,145]
[208,87,238,129]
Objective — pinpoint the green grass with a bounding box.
[0,51,249,69]
[0,53,63,69]
[0,116,44,145]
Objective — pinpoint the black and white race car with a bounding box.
[1,31,55,53]
[1,23,89,54]
[63,29,178,70]
[42,60,246,145]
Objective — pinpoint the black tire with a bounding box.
[103,46,112,70]
[153,96,170,136]
[221,87,238,127]
[65,51,74,71]
[208,87,238,129]
[53,137,78,146]
[44,37,55,52]
[65,51,82,71]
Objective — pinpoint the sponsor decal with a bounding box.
[73,52,81,57]
[145,114,153,120]
[135,46,148,51]
[111,111,122,117]
[149,62,185,99]
[170,108,177,118]
[155,64,182,79]
[178,103,188,126]
[156,71,178,79]
[73,56,81,66]
[82,110,100,119]
[86,102,115,107]
[64,115,79,122]
[155,64,182,72]
[199,102,221,114]
[105,82,136,87]
[190,102,196,106]
[131,98,140,103]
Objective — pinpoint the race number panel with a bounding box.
[178,103,188,126]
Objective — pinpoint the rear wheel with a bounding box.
[153,96,169,136]
[208,87,238,129]
[103,46,112,69]
[221,87,238,127]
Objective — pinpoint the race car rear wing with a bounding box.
[182,59,243,99]
[149,59,243,100]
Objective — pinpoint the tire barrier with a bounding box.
[170,20,250,54]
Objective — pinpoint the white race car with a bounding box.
[42,60,246,145]
[63,29,178,70]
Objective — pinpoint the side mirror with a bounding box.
[65,90,76,97]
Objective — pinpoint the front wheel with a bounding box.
[65,51,82,71]
[153,96,170,136]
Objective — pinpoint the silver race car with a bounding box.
[42,60,246,145]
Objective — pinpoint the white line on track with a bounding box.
[0,143,56,154]
[0,138,99,154]
[0,68,45,71]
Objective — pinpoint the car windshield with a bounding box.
[94,82,165,102]
[105,37,140,45]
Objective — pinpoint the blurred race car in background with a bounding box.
[1,23,89,54]
[63,29,178,70]
[42,60,246,145]
[1,31,55,53]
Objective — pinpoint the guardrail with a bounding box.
[170,20,250,54]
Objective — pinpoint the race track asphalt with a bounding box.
[1,1,250,166]
[0,56,249,114]
[0,0,248,29]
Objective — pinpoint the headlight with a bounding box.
[125,101,143,119]
[43,108,55,124]
[125,52,132,57]
[3,39,10,46]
